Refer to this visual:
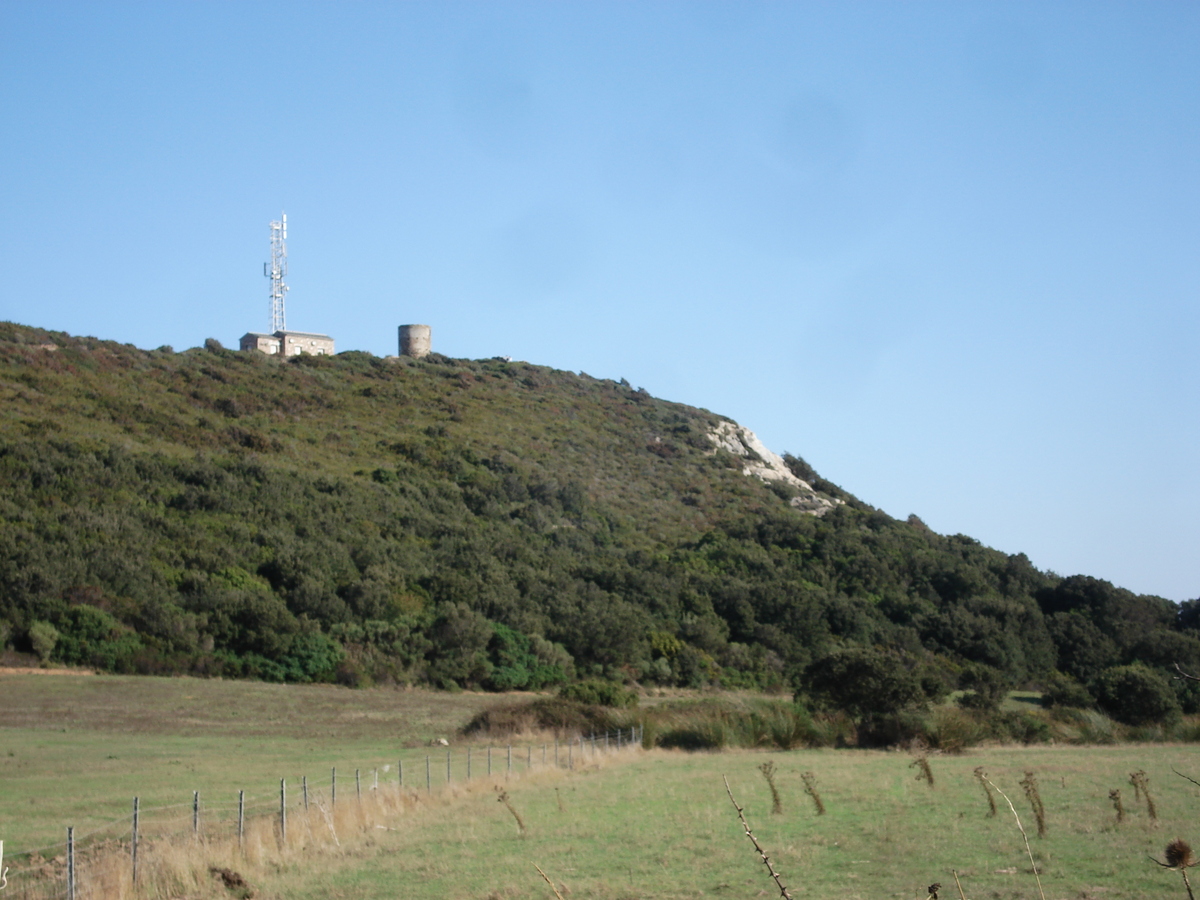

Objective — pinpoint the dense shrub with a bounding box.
[1092,664,1181,726]
[558,679,638,708]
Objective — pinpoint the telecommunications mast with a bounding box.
[264,213,288,333]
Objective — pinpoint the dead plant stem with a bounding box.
[723,776,793,900]
[982,776,1046,900]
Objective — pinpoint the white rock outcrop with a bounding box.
[706,421,840,516]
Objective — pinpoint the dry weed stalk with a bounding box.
[533,863,566,900]
[1130,771,1158,822]
[951,869,967,900]
[1151,839,1198,900]
[973,767,997,817]
[496,788,526,836]
[1019,771,1046,838]
[910,756,935,789]
[759,761,783,815]
[800,771,825,816]
[1110,789,1125,824]
[981,774,1046,900]
[723,776,792,900]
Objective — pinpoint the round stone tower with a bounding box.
[398,324,431,358]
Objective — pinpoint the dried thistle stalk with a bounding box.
[723,775,793,900]
[759,761,783,815]
[496,788,526,836]
[1110,789,1125,824]
[1019,771,1046,838]
[974,767,997,817]
[800,771,825,816]
[911,756,935,789]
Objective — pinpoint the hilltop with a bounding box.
[0,321,1196,722]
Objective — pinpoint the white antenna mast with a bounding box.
[265,213,288,333]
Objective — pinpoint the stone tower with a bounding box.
[398,324,431,358]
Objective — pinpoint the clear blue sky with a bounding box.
[2,2,1196,601]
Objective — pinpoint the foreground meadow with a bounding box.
[3,673,1200,900]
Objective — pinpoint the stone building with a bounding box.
[240,330,335,356]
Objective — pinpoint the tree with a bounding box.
[798,646,924,719]
[28,620,59,664]
[1091,664,1181,726]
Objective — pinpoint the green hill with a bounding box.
[0,321,1196,719]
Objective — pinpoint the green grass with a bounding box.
[260,745,1200,900]
[5,674,1200,900]
[0,672,522,855]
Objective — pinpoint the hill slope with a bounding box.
[0,322,1196,713]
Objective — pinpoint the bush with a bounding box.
[1092,664,1181,726]
[28,621,59,664]
[799,646,924,719]
[1042,672,1096,708]
[558,679,638,708]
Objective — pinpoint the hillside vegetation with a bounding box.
[1,321,1197,727]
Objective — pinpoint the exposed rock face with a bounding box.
[707,421,840,516]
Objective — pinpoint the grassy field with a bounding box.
[3,673,1200,900]
[0,671,521,854]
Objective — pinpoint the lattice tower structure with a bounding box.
[265,213,288,333]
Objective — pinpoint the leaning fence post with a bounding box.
[238,790,245,850]
[131,796,140,884]
[280,779,287,844]
[303,775,309,811]
[66,827,75,900]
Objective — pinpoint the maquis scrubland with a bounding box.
[1,321,1196,734]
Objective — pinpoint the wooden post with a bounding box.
[131,796,140,884]
[527,745,531,769]
[507,744,512,775]
[425,755,431,794]
[356,768,361,802]
[66,827,75,900]
[554,739,559,767]
[398,760,403,788]
[373,769,378,792]
[446,750,451,784]
[280,779,287,844]
[332,767,337,807]
[617,729,622,750]
[467,746,472,779]
[237,790,245,850]
[303,775,309,810]
[568,739,573,769]
[487,746,492,776]
[193,790,200,836]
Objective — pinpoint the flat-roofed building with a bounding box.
[240,330,334,356]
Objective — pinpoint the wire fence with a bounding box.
[0,726,644,900]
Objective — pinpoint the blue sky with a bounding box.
[1,2,1196,601]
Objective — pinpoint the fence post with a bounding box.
[527,745,531,769]
[66,827,75,900]
[303,775,309,811]
[332,767,337,807]
[280,779,287,844]
[238,790,245,850]
[605,731,609,752]
[373,769,378,792]
[446,751,451,784]
[617,729,622,750]
[425,755,431,794]
[568,739,573,769]
[131,796,139,884]
[467,746,472,780]
[398,760,403,789]
[554,739,559,767]
[507,745,512,775]
[356,768,361,803]
[193,790,200,836]
[488,746,492,776]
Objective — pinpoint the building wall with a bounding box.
[399,324,431,358]
[279,333,335,356]
[240,333,281,354]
